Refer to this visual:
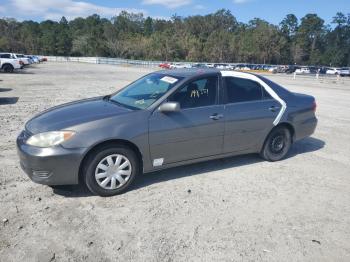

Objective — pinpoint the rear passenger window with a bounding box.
[224,77,263,103]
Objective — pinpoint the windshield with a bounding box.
[110,73,183,110]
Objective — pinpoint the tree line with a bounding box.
[0,10,349,66]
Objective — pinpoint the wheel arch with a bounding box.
[2,63,14,69]
[78,139,143,184]
[261,122,295,152]
[276,122,295,142]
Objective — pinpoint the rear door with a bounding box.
[223,77,280,153]
[148,75,225,166]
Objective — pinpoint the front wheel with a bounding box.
[2,64,14,73]
[260,127,291,161]
[83,145,139,196]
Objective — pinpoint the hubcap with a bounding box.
[95,154,132,190]
[270,134,285,154]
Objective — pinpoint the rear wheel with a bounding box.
[260,126,291,161]
[83,145,139,196]
[2,64,14,73]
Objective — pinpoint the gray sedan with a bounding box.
[17,69,317,196]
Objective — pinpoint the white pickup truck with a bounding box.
[0,52,30,66]
[0,53,22,73]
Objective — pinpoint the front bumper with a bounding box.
[16,131,86,185]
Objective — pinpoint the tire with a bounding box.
[83,145,140,197]
[2,64,14,73]
[260,126,292,162]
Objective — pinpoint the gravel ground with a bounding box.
[0,62,349,262]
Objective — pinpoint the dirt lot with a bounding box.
[0,62,349,262]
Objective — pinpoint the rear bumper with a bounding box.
[294,117,318,141]
[16,131,86,185]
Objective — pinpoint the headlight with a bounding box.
[26,131,75,147]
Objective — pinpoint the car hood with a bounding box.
[26,97,131,134]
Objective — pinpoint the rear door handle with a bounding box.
[209,113,224,120]
[269,106,280,112]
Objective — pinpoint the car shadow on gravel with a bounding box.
[52,184,94,197]
[0,88,12,92]
[132,136,325,191]
[0,97,19,105]
[52,136,325,198]
[286,137,325,159]
[13,71,35,74]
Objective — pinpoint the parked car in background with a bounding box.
[307,66,319,74]
[214,64,234,70]
[295,67,311,74]
[191,63,208,68]
[159,63,171,69]
[235,64,251,71]
[318,67,328,74]
[0,54,22,73]
[170,63,191,69]
[17,69,317,196]
[25,55,39,63]
[284,66,296,74]
[13,54,31,65]
[339,67,350,77]
[268,66,278,73]
[234,64,244,70]
[205,63,215,68]
[251,64,263,70]
[272,66,288,74]
[326,67,341,75]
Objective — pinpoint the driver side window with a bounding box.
[168,76,218,109]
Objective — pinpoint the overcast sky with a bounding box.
[0,0,349,24]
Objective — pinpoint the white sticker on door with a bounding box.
[153,158,164,167]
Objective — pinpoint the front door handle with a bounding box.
[269,106,280,112]
[209,113,224,120]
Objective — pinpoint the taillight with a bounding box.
[312,101,317,112]
[19,60,24,65]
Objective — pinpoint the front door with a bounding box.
[149,75,225,166]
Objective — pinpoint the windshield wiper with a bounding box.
[104,95,139,110]
[103,95,123,107]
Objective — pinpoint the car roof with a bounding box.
[157,68,220,78]
[156,69,292,98]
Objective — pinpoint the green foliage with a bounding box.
[0,10,349,66]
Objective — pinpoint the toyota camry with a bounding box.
[17,69,317,196]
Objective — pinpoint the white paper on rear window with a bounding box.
[160,76,178,84]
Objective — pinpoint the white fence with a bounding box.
[45,56,164,68]
[44,56,350,83]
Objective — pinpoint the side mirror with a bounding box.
[158,102,180,113]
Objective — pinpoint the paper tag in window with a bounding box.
[135,99,145,105]
[160,76,178,84]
